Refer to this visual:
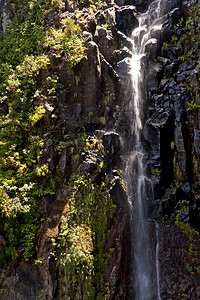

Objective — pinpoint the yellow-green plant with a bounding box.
[187,100,200,111]
[0,0,86,264]
[176,201,200,273]
[57,175,115,299]
[0,0,63,264]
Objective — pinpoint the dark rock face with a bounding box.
[115,0,153,12]
[142,0,200,298]
[0,0,18,32]
[0,262,54,300]
[116,6,138,36]
[0,0,200,299]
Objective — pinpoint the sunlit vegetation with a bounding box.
[0,0,85,264]
[57,175,115,299]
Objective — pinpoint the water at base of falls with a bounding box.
[124,0,163,299]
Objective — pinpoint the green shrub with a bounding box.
[187,100,200,111]
[0,1,57,264]
[0,0,86,264]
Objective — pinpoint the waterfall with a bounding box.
[124,0,162,299]
[156,222,161,300]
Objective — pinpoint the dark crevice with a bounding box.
[181,112,195,183]
[160,114,175,188]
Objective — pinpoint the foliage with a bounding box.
[57,175,115,299]
[173,153,184,186]
[179,17,184,25]
[192,150,200,184]
[178,55,185,61]
[45,18,84,67]
[35,290,47,300]
[185,16,193,30]
[73,0,105,11]
[176,201,200,273]
[101,23,109,30]
[56,134,69,154]
[151,166,160,176]
[0,0,84,264]
[0,133,49,263]
[187,100,200,111]
[162,41,170,48]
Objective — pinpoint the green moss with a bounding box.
[162,41,170,48]
[173,153,184,186]
[35,290,47,300]
[74,0,105,11]
[45,18,84,67]
[150,166,160,176]
[192,151,200,184]
[56,135,69,154]
[185,16,193,30]
[179,17,184,25]
[56,175,115,299]
[176,201,200,273]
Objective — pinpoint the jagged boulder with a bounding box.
[116,5,138,36]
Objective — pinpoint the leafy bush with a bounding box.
[0,0,85,264]
[187,100,200,111]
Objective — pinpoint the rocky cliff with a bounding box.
[0,0,199,299]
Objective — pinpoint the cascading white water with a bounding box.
[124,0,162,299]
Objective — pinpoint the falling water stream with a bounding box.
[156,222,161,300]
[124,0,163,299]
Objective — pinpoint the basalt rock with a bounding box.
[145,0,200,297]
[117,30,133,50]
[116,5,138,36]
[116,0,153,12]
